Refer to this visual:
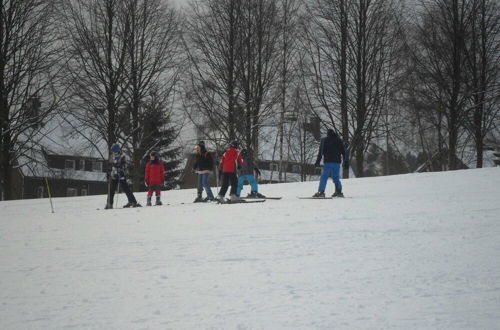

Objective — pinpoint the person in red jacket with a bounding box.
[144,151,165,206]
[216,140,244,202]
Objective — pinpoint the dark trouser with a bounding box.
[108,177,137,205]
[197,173,214,198]
[218,172,237,197]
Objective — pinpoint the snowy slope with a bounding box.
[1,168,499,329]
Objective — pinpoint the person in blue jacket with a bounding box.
[313,129,349,198]
[236,148,264,198]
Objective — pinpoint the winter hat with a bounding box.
[197,140,205,148]
[111,143,121,153]
[230,140,239,149]
[327,129,336,137]
[150,151,160,159]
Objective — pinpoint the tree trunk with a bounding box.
[340,0,349,179]
[355,146,364,178]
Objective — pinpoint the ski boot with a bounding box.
[155,196,163,206]
[194,193,204,203]
[230,194,241,202]
[312,191,325,198]
[123,201,141,208]
[203,196,215,202]
[104,203,113,210]
[146,196,152,206]
[332,189,344,198]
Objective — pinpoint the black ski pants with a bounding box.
[218,172,237,197]
[108,177,137,205]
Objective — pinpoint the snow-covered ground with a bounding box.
[1,168,499,329]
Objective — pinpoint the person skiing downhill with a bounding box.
[236,148,265,198]
[144,151,165,206]
[105,143,141,208]
[192,141,215,202]
[216,141,244,202]
[313,129,349,198]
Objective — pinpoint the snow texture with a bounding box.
[1,168,499,329]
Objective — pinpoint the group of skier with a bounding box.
[104,128,348,209]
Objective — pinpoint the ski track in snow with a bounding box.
[1,168,500,329]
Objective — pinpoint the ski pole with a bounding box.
[45,177,54,213]
[115,177,121,208]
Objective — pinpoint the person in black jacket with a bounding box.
[313,129,349,198]
[105,143,140,208]
[192,141,215,202]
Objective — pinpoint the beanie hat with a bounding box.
[111,143,121,153]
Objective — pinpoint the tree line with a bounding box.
[1,0,499,200]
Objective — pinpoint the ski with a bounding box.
[242,196,282,200]
[297,197,333,199]
[297,196,348,199]
[217,199,266,204]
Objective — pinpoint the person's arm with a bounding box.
[315,138,324,166]
[160,162,165,183]
[145,163,150,185]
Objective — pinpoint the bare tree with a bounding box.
[183,0,243,146]
[60,0,130,156]
[412,0,475,170]
[463,0,500,167]
[0,0,63,200]
[122,0,183,191]
[302,0,404,177]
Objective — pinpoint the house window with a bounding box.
[81,188,88,196]
[65,159,75,170]
[92,161,103,172]
[292,164,300,173]
[79,159,86,171]
[270,163,279,172]
[66,188,78,197]
[36,186,44,198]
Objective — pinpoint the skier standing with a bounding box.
[193,141,215,202]
[313,129,349,198]
[144,151,165,206]
[105,143,141,208]
[216,141,244,202]
[236,148,265,198]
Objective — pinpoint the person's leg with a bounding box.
[119,179,137,204]
[107,179,118,206]
[247,175,258,192]
[332,162,342,192]
[146,189,153,206]
[202,173,214,198]
[218,173,230,197]
[318,164,331,192]
[155,190,162,205]
[198,174,203,196]
[236,175,247,196]
[229,173,238,196]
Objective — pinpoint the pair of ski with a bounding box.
[217,196,282,204]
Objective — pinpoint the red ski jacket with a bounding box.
[145,161,165,186]
[219,147,244,173]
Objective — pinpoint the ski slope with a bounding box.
[1,168,499,329]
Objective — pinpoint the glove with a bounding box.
[254,168,261,176]
[314,160,321,167]
[344,161,349,168]
[237,163,242,170]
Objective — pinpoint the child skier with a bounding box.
[192,141,215,202]
[313,128,349,198]
[144,151,165,206]
[216,140,244,202]
[105,143,141,209]
[236,148,265,198]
